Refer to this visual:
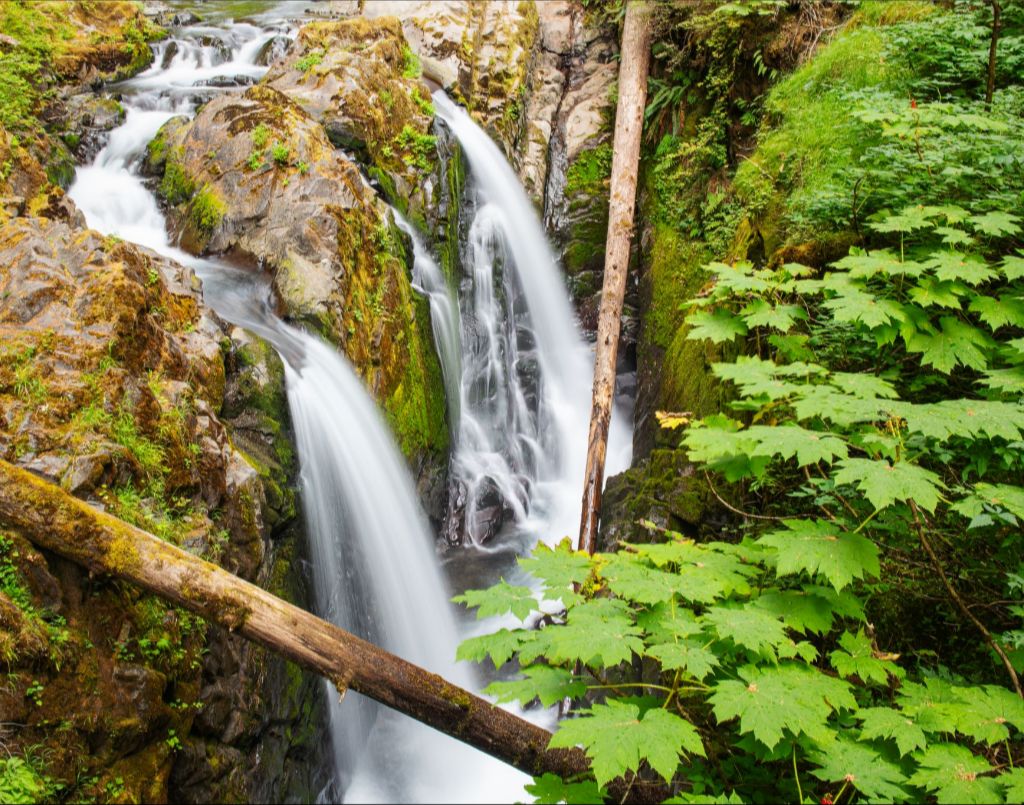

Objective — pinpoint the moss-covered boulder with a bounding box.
[0,212,322,802]
[147,83,448,477]
[264,16,440,221]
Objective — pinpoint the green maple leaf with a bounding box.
[713,356,825,399]
[909,277,967,309]
[629,542,755,599]
[646,640,720,680]
[745,424,849,466]
[829,372,899,399]
[686,309,748,343]
[636,602,704,644]
[456,628,535,667]
[829,630,904,684]
[934,225,974,247]
[969,295,1024,330]
[897,399,1024,443]
[905,316,992,373]
[704,604,789,655]
[833,458,944,512]
[808,737,909,802]
[908,744,999,804]
[982,367,1024,394]
[526,598,643,668]
[825,288,906,329]
[519,540,593,595]
[755,588,842,634]
[926,251,998,285]
[792,386,889,427]
[710,663,855,748]
[834,249,924,278]
[970,210,1021,237]
[525,774,605,805]
[999,769,1024,804]
[740,300,806,331]
[757,519,880,590]
[952,483,1024,522]
[858,706,929,756]
[548,701,705,787]
[1001,253,1024,281]
[484,665,587,708]
[870,206,934,233]
[947,685,1024,745]
[452,579,537,621]
[602,555,697,605]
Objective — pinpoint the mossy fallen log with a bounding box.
[0,459,588,782]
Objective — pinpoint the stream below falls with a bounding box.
[67,3,632,802]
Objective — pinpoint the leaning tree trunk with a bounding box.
[578,0,653,555]
[0,459,588,781]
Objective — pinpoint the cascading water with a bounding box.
[432,92,631,549]
[67,9,528,804]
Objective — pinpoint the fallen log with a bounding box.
[0,459,588,781]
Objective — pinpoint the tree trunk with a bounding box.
[0,459,587,781]
[986,0,1001,109]
[578,0,653,555]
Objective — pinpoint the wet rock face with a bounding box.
[264,16,439,218]
[0,207,316,801]
[148,81,449,476]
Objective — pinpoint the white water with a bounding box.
[432,93,631,549]
[67,12,528,804]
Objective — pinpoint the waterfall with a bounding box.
[432,93,631,548]
[67,13,527,804]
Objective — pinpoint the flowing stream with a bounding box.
[66,3,629,802]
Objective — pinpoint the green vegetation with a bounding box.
[401,44,421,79]
[459,3,1024,803]
[189,184,226,235]
[295,48,324,73]
[394,124,436,173]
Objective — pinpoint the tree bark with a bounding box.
[578,0,653,555]
[0,459,588,781]
[986,0,1001,109]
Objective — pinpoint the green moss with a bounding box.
[295,49,324,73]
[401,44,421,79]
[159,156,196,206]
[644,223,711,352]
[394,124,437,173]
[189,184,225,235]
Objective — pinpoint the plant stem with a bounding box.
[792,745,804,804]
[909,499,1023,698]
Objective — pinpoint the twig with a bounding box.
[702,470,789,522]
[909,500,1023,698]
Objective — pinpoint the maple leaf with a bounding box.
[745,425,849,466]
[999,769,1024,804]
[740,299,807,330]
[909,277,967,309]
[524,598,643,668]
[1001,253,1024,280]
[646,640,720,680]
[925,251,998,285]
[755,589,841,634]
[548,701,704,787]
[829,630,904,684]
[519,540,594,594]
[525,774,605,805]
[969,294,1024,330]
[833,458,944,512]
[858,706,929,756]
[757,519,880,590]
[829,372,899,399]
[908,744,999,804]
[484,665,587,708]
[704,604,789,655]
[808,737,909,802]
[952,483,1024,522]
[905,316,992,373]
[946,684,1024,745]
[655,410,692,429]
[686,309,748,343]
[710,664,855,748]
[456,628,535,667]
[452,579,537,621]
[969,210,1021,237]
[833,249,924,279]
